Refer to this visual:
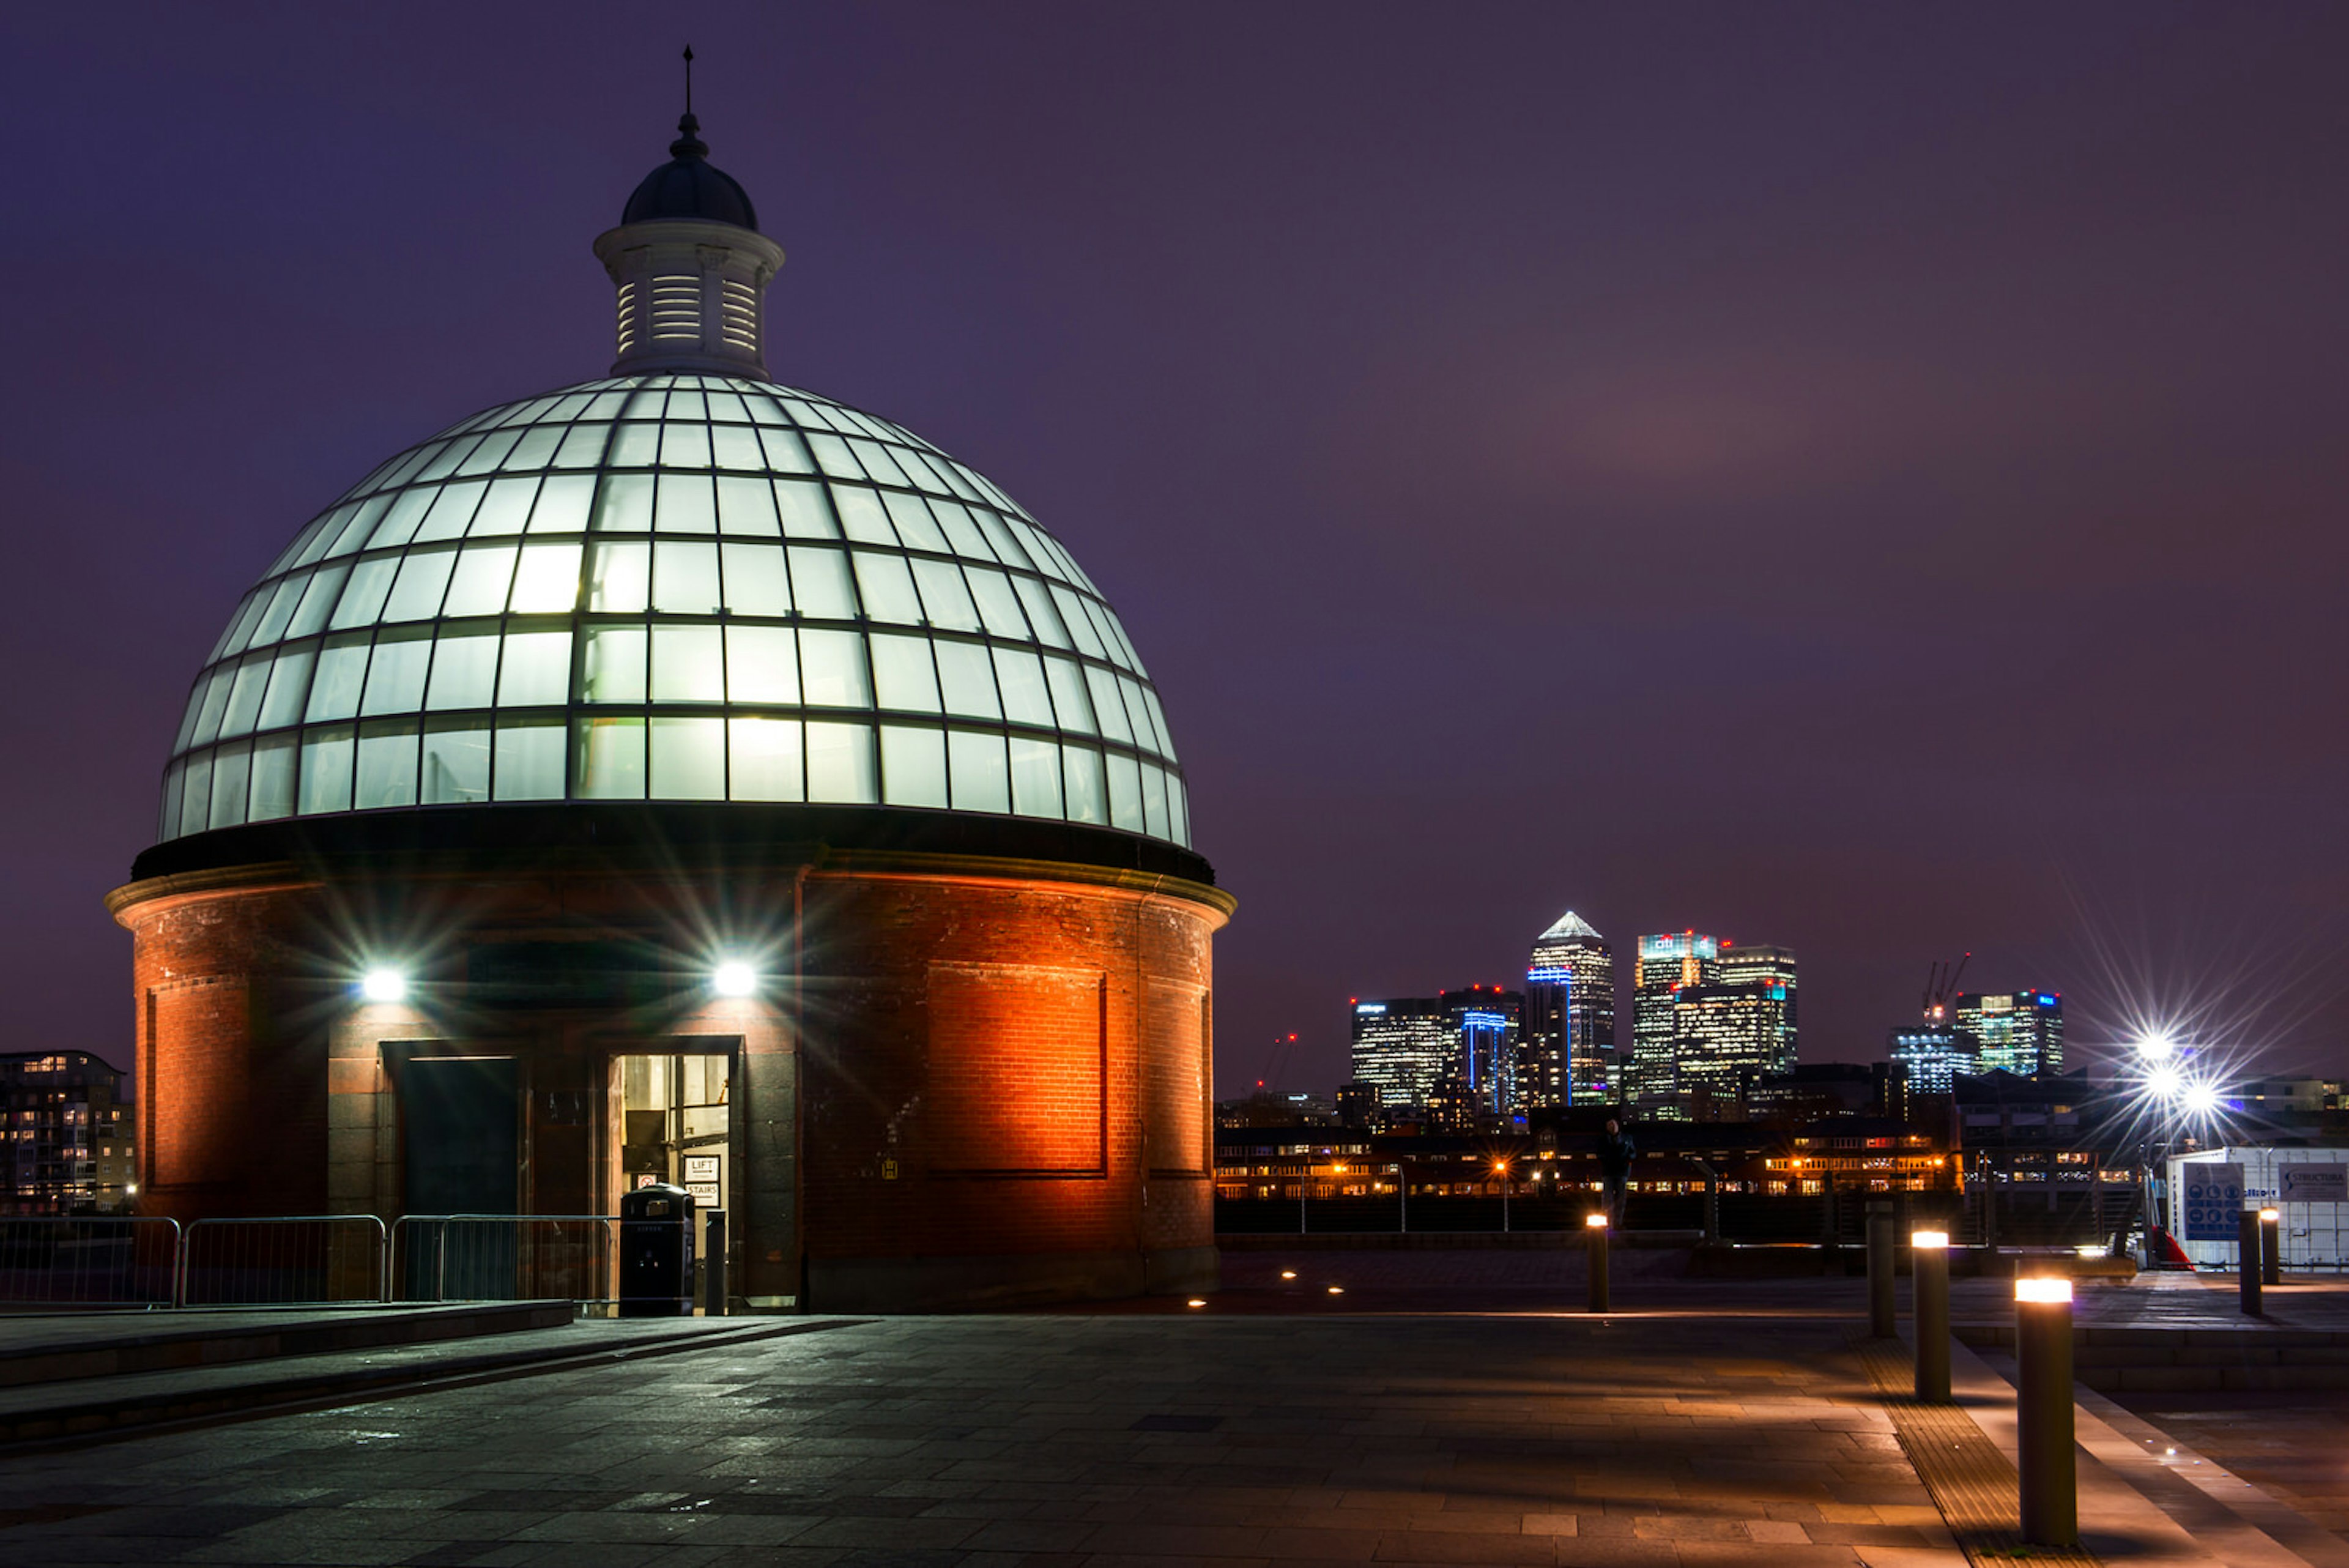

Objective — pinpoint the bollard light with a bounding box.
[1584,1212,1610,1228]
[2259,1209,2282,1288]
[1910,1232,1951,1403]
[1586,1212,1611,1313]
[2014,1275,2077,1546]
[360,968,408,1003]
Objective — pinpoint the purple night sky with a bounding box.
[2,4,2344,1094]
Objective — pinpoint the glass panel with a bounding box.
[1008,736,1061,818]
[361,628,432,715]
[965,568,1030,638]
[651,624,725,701]
[787,547,858,619]
[509,542,582,612]
[258,645,317,730]
[728,716,803,801]
[425,625,500,710]
[1053,586,1109,658]
[1168,774,1190,847]
[247,572,310,647]
[207,743,251,830]
[412,479,488,543]
[178,751,212,836]
[927,500,996,560]
[1105,613,1149,677]
[1044,656,1096,732]
[160,759,185,839]
[716,476,779,536]
[650,716,726,799]
[574,716,647,798]
[910,559,981,631]
[551,423,611,468]
[218,656,272,738]
[1085,666,1134,743]
[415,436,479,481]
[366,486,437,550]
[421,719,491,803]
[880,724,948,808]
[328,556,398,630]
[933,639,1001,719]
[500,425,562,470]
[285,562,353,639]
[773,478,836,538]
[831,486,896,544]
[592,472,654,531]
[869,634,941,713]
[667,390,707,420]
[659,422,714,469]
[306,634,373,722]
[719,543,790,616]
[653,541,721,613]
[711,425,765,471]
[1062,745,1106,825]
[725,625,799,704]
[456,429,522,474]
[355,721,420,809]
[1011,575,1070,646]
[1142,689,1178,763]
[806,721,877,803]
[991,648,1053,727]
[249,734,297,822]
[609,422,660,466]
[851,552,923,624]
[757,425,814,473]
[1141,763,1169,839]
[325,496,393,558]
[381,546,458,622]
[443,544,520,617]
[806,431,866,481]
[171,673,212,753]
[948,729,1011,814]
[493,717,565,800]
[587,540,650,611]
[529,474,596,533]
[467,477,538,536]
[881,491,949,552]
[583,626,647,702]
[497,626,573,706]
[1118,675,1162,756]
[705,390,750,423]
[851,439,913,489]
[1085,598,1134,671]
[1105,752,1145,832]
[190,665,240,748]
[655,471,718,533]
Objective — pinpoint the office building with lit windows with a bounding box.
[1630,931,1719,1115]
[1348,998,1453,1110]
[1888,1024,1977,1095]
[1671,981,1795,1115]
[1719,942,1798,1063]
[2,1052,136,1216]
[1442,987,1523,1119]
[1523,910,1613,1106]
[1955,990,2063,1076]
[107,109,1229,1310]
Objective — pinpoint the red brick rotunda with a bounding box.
[108,109,1230,1312]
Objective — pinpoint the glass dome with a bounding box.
[159,373,1190,850]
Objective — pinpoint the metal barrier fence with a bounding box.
[389,1216,619,1306]
[178,1215,388,1307]
[0,1216,182,1306]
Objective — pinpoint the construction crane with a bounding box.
[1920,953,1972,1020]
[1257,1031,1301,1091]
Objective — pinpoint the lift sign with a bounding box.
[2181,1164,2245,1241]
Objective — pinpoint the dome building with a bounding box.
[107,111,1231,1311]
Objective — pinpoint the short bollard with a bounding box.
[2260,1208,2281,1287]
[1585,1213,1610,1312]
[2016,1276,2078,1548]
[1866,1200,1896,1338]
[1912,1230,1951,1403]
[2239,1211,2263,1315]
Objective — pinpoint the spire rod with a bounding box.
[683,43,694,116]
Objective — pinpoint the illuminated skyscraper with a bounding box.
[1631,931,1718,1115]
[1348,998,1452,1109]
[1719,943,1798,1065]
[1524,910,1614,1106]
[1442,986,1524,1119]
[1672,981,1795,1115]
[1888,1023,1976,1094]
[1955,991,2063,1076]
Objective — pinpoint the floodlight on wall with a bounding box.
[361,968,407,1003]
[712,960,757,997]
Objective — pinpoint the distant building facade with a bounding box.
[1954,991,2063,1076]
[1349,998,1452,1109]
[1672,981,1795,1116]
[1720,943,1798,1064]
[1888,1024,1976,1095]
[1523,911,1614,1107]
[1,1052,135,1216]
[1441,986,1524,1120]
[1631,931,1720,1115]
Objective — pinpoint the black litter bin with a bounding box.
[618,1182,696,1317]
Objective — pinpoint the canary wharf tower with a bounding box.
[109,108,1231,1311]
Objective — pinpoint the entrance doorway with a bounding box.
[609,1046,734,1306]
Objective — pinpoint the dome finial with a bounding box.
[672,45,707,159]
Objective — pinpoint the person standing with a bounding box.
[1598,1117,1636,1226]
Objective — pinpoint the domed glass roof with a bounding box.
[159,373,1190,851]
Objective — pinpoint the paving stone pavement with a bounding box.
[0,1311,1965,1568]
